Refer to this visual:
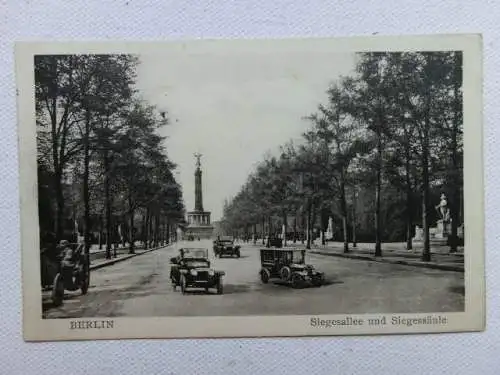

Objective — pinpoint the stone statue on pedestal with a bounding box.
[325,216,334,240]
[435,193,450,222]
[434,193,451,239]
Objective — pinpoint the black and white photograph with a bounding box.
[16,35,484,341]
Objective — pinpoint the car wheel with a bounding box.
[52,273,64,307]
[216,279,223,295]
[280,266,292,282]
[180,275,187,295]
[312,274,324,287]
[236,251,240,258]
[260,268,270,284]
[291,273,303,289]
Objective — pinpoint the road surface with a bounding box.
[43,239,464,318]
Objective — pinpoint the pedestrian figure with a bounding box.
[59,240,82,288]
[58,240,73,281]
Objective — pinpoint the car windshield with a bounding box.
[185,260,209,268]
[292,250,305,263]
[182,249,207,258]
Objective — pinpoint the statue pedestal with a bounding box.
[413,226,424,241]
[435,220,451,239]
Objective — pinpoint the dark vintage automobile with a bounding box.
[170,248,225,294]
[213,237,241,258]
[259,247,324,288]
[40,242,90,307]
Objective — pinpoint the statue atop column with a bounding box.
[185,152,213,239]
[193,153,204,212]
[194,152,202,169]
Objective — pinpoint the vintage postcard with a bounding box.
[17,34,484,341]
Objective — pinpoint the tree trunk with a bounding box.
[261,217,266,245]
[103,149,113,259]
[301,211,305,245]
[166,218,170,245]
[159,218,164,246]
[306,201,312,249]
[374,135,382,257]
[321,210,326,246]
[128,197,135,254]
[253,223,257,244]
[352,187,357,248]
[143,210,149,249]
[153,214,159,248]
[98,215,103,250]
[157,216,161,246]
[266,216,272,248]
[83,107,91,259]
[48,58,64,242]
[405,159,413,251]
[340,170,349,253]
[122,224,126,248]
[54,169,65,241]
[405,192,413,251]
[421,117,431,262]
[283,211,288,247]
[449,52,462,253]
[293,214,297,243]
[310,202,318,246]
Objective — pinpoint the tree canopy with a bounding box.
[220,51,463,260]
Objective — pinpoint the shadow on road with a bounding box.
[448,285,465,296]
[219,284,252,294]
[321,279,344,287]
[264,278,344,290]
[42,291,84,312]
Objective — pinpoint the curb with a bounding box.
[309,251,464,273]
[246,243,464,257]
[89,245,172,271]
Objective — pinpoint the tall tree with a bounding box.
[36,56,84,240]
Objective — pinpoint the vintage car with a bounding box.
[40,242,90,307]
[170,248,225,294]
[213,236,241,258]
[259,247,324,288]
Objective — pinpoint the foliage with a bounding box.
[36,54,185,252]
[221,51,463,258]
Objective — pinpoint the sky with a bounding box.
[134,43,357,222]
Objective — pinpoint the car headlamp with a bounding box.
[190,270,198,276]
[208,270,215,276]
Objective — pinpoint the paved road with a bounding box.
[42,240,464,318]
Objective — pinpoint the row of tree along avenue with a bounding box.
[36,55,185,259]
[221,52,463,261]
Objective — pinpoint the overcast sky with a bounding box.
[135,44,357,222]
